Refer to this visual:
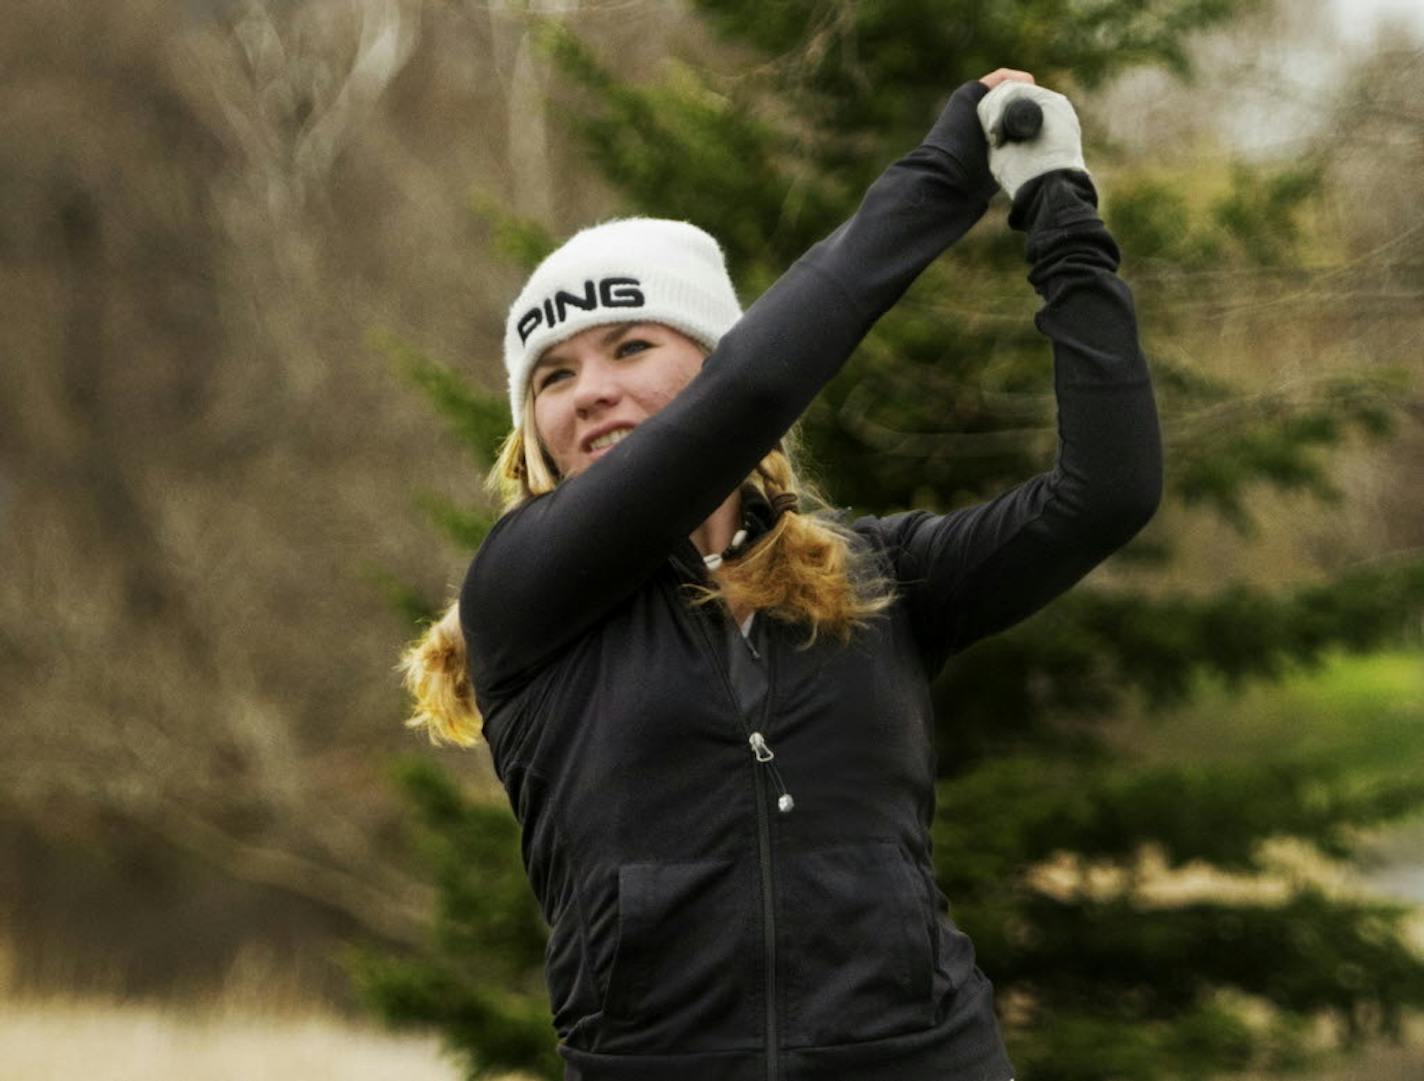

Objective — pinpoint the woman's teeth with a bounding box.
[589,428,633,451]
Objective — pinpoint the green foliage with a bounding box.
[691,0,1267,123]
[929,562,1424,765]
[364,327,504,628]
[534,20,841,262]
[1000,890,1422,1030]
[1107,178,1224,266]
[365,2,1424,1078]
[346,756,561,1081]
[411,490,496,552]
[936,751,1424,884]
[470,188,557,272]
[1212,158,1325,267]
[1153,363,1404,534]
[373,329,511,466]
[362,564,440,629]
[1006,1001,1258,1081]
[1108,157,1325,270]
[998,896,1416,1079]
[1045,552,1424,709]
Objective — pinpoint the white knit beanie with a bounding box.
[502,217,743,427]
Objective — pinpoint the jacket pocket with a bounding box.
[925,867,977,997]
[598,856,760,1051]
[778,839,934,1047]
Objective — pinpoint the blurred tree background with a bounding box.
[1,1,1421,1079]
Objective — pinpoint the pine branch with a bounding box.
[934,753,1424,884]
[996,889,1424,1029]
[372,329,510,467]
[1072,555,1424,704]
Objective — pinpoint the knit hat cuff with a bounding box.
[501,218,743,427]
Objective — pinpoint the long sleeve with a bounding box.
[878,168,1163,673]
[463,81,1001,700]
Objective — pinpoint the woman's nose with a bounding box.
[572,358,622,415]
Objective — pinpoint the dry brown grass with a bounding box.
[0,993,466,1081]
[1228,1015,1424,1080]
[0,992,1415,1081]
[0,937,534,1081]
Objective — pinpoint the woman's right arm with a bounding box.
[464,79,1001,695]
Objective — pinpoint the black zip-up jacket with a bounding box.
[462,79,1162,1081]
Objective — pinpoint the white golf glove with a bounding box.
[976,81,1090,201]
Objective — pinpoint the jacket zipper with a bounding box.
[663,555,784,1081]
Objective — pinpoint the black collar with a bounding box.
[669,483,781,580]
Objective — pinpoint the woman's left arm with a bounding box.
[879,166,1163,668]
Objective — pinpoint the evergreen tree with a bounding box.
[353,2,1424,1078]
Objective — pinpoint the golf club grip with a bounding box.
[1000,97,1043,143]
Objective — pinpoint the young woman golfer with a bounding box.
[402,68,1161,1081]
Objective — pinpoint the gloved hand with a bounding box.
[976,81,1089,200]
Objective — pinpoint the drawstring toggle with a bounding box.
[748,732,795,813]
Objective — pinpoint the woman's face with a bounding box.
[530,320,706,478]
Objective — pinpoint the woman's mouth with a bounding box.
[587,426,634,453]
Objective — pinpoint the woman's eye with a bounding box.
[538,368,572,391]
[616,339,651,357]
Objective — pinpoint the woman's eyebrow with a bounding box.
[536,322,644,369]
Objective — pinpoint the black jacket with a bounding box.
[462,79,1162,1081]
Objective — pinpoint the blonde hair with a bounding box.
[398,383,897,748]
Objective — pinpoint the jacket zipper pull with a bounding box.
[748,732,795,814]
